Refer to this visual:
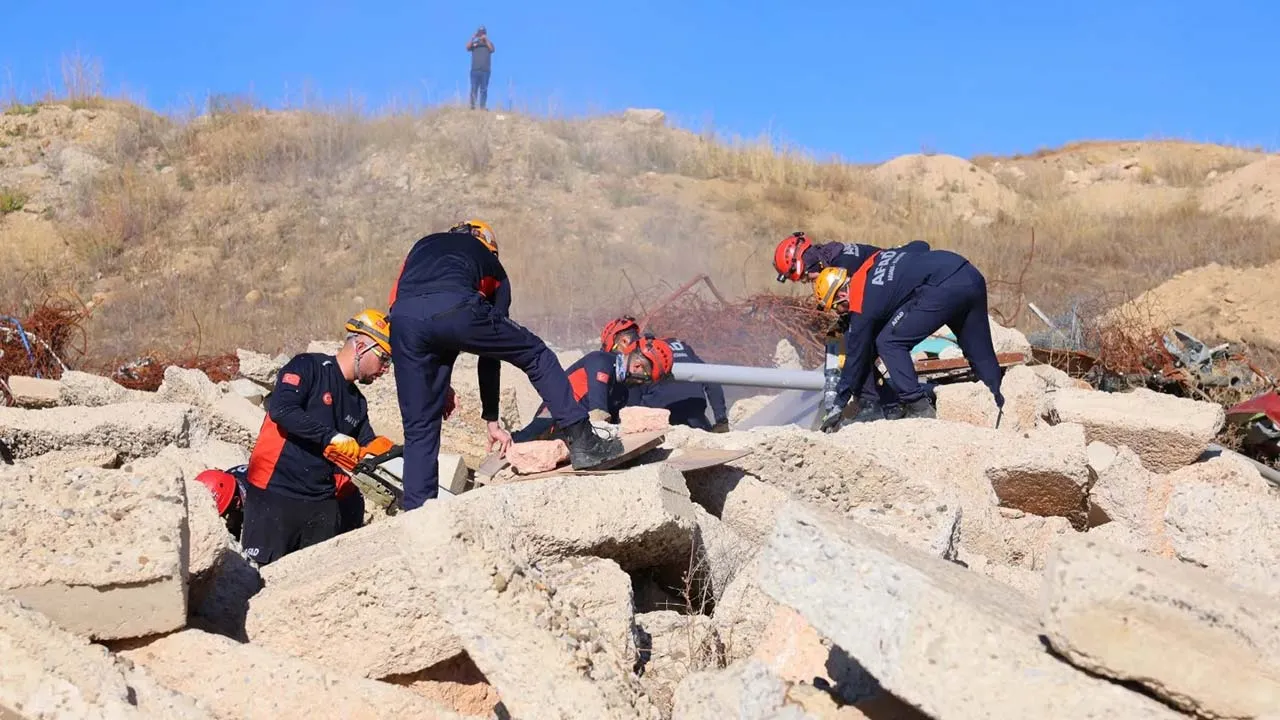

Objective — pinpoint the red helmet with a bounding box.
[194,469,238,515]
[601,316,641,353]
[634,337,675,383]
[773,231,813,283]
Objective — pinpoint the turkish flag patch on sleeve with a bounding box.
[595,371,610,384]
[282,372,302,386]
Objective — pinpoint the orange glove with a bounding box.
[363,435,397,457]
[324,433,361,468]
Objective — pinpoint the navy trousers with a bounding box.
[858,370,900,408]
[390,293,587,510]
[874,263,1003,403]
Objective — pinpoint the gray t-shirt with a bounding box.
[470,40,493,72]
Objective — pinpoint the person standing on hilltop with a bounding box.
[467,26,495,110]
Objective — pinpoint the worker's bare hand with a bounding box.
[442,387,457,420]
[486,420,512,456]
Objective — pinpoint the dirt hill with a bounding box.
[2,98,1279,361]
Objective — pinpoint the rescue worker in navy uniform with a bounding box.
[511,336,675,442]
[812,248,1005,432]
[240,310,395,565]
[600,317,729,432]
[388,220,627,510]
[195,463,364,542]
[773,231,934,422]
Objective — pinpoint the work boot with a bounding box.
[852,402,885,423]
[900,397,937,420]
[882,404,905,421]
[562,419,626,470]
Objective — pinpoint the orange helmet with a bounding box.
[451,219,498,255]
[632,337,675,383]
[773,231,813,283]
[194,469,238,515]
[601,316,641,353]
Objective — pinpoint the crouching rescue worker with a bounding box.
[239,310,394,565]
[195,463,364,542]
[601,316,729,432]
[812,247,1004,431]
[512,335,675,442]
[388,219,628,510]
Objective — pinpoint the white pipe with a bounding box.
[670,362,826,391]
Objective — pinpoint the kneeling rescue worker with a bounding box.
[240,310,395,565]
[812,247,1004,431]
[601,316,729,432]
[512,334,675,442]
[388,219,626,510]
[195,463,364,542]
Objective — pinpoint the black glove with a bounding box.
[710,420,730,434]
[993,390,1006,408]
[819,395,851,434]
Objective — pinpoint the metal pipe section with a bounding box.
[670,362,826,391]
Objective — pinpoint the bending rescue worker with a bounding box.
[388,219,627,510]
[812,246,1005,431]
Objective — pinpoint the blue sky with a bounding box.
[3,0,1277,163]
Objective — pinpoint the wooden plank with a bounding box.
[666,447,752,472]
[508,430,668,481]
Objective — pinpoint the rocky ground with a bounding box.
[2,318,1278,719]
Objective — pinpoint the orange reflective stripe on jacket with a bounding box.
[845,251,880,314]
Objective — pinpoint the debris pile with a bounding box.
[2,336,1279,719]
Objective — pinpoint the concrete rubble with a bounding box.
[1041,535,1280,719]
[3,353,1276,719]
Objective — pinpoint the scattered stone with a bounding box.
[155,365,223,407]
[1047,386,1225,472]
[0,595,211,719]
[439,452,468,494]
[773,340,803,370]
[119,628,468,720]
[620,406,671,434]
[758,502,1184,720]
[0,402,196,460]
[506,439,568,474]
[0,459,189,640]
[1042,535,1280,719]
[5,375,61,408]
[543,557,638,662]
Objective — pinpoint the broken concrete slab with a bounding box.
[236,348,285,385]
[1164,457,1280,596]
[750,606,879,706]
[401,500,665,720]
[985,422,1092,527]
[57,369,152,406]
[184,476,230,605]
[227,377,268,406]
[543,557,638,663]
[689,505,759,606]
[19,445,120,472]
[0,459,191,640]
[155,439,251,481]
[155,365,224,407]
[247,465,696,679]
[710,554,777,664]
[758,501,1185,720]
[621,406,672,435]
[119,628,470,720]
[936,364,1048,433]
[1086,444,1170,553]
[6,375,61,408]
[671,658,809,720]
[0,402,196,460]
[244,512,463,679]
[206,394,265,448]
[0,595,212,719]
[1041,535,1280,719]
[1047,386,1225,473]
[188,545,261,643]
[439,452,468,494]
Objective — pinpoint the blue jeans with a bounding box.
[470,70,490,109]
